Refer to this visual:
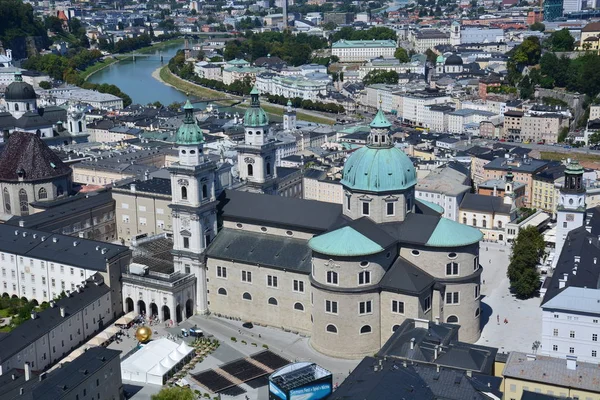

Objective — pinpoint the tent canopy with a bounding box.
[115,311,136,325]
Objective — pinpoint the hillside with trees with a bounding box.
[0,0,50,58]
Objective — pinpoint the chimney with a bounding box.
[566,355,577,370]
[410,338,415,350]
[434,345,439,359]
[493,185,497,197]
[18,220,25,227]
[49,301,55,308]
[30,310,36,320]
[526,354,536,361]
[24,363,31,381]
[19,388,23,395]
[60,307,65,317]
[435,316,440,325]
[466,370,472,377]
[130,183,136,193]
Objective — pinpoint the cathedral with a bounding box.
[169,90,484,359]
[0,72,89,145]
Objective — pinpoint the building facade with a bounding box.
[331,40,397,63]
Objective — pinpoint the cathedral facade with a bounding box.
[170,92,484,359]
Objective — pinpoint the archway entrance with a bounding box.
[125,298,134,313]
[175,305,182,323]
[162,305,171,322]
[150,303,158,319]
[185,299,194,319]
[138,300,146,316]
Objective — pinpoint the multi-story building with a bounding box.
[544,0,564,21]
[358,58,425,79]
[0,347,123,400]
[503,110,523,141]
[589,104,600,121]
[399,91,452,127]
[502,352,600,400]
[41,86,124,110]
[479,117,503,139]
[478,177,526,208]
[0,274,115,374]
[323,12,354,25]
[483,156,549,206]
[423,104,454,132]
[532,166,565,215]
[409,30,450,53]
[415,164,471,221]
[222,59,265,85]
[562,0,584,14]
[521,113,569,144]
[363,84,399,113]
[194,63,222,81]
[302,169,343,204]
[0,224,130,313]
[255,73,330,101]
[447,109,496,134]
[331,40,397,63]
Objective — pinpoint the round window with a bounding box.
[411,250,420,256]
[386,252,391,258]
[260,227,267,232]
[360,261,369,267]
[448,252,457,259]
[286,230,293,236]
[569,198,574,205]
[236,223,243,228]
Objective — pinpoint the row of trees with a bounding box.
[507,226,544,298]
[98,34,152,54]
[265,94,345,114]
[331,26,397,42]
[22,48,103,80]
[223,31,327,66]
[363,70,399,85]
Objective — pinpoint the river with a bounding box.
[88,41,188,105]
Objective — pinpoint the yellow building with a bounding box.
[531,168,563,215]
[577,22,600,51]
[502,352,600,400]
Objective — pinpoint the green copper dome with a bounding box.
[565,159,584,175]
[426,218,483,247]
[309,226,384,256]
[244,88,269,127]
[370,108,392,129]
[176,100,204,145]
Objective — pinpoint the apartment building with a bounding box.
[331,40,397,63]
[448,109,496,134]
[483,156,549,206]
[409,30,450,53]
[503,110,523,141]
[532,166,565,215]
[302,169,343,204]
[415,164,471,221]
[521,113,569,144]
[399,90,452,127]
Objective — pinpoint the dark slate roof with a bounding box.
[326,216,397,250]
[218,190,342,232]
[115,177,172,196]
[0,347,121,400]
[329,357,491,400]
[383,213,441,246]
[205,228,312,273]
[0,274,110,362]
[0,224,130,271]
[380,257,435,294]
[277,166,301,179]
[460,193,512,214]
[0,112,17,129]
[0,131,72,182]
[541,207,600,305]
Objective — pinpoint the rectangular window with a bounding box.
[267,275,278,288]
[51,278,55,287]
[570,331,575,338]
[184,264,190,274]
[346,196,351,210]
[359,300,372,315]
[386,202,394,216]
[569,347,575,354]
[183,237,189,249]
[358,271,371,285]
[446,262,459,276]
[593,334,598,342]
[70,267,74,275]
[392,300,404,314]
[362,202,369,216]
[593,350,597,357]
[242,270,252,283]
[293,280,304,293]
[446,292,460,304]
[325,300,338,314]
[216,266,227,278]
[424,296,431,312]
[326,271,338,285]
[553,329,558,336]
[474,285,479,298]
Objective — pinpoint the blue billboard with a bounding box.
[289,382,332,400]
[269,382,287,400]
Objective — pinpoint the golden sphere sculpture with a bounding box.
[135,326,152,343]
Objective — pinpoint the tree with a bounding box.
[588,132,600,146]
[45,16,64,33]
[425,49,437,64]
[38,81,52,89]
[518,75,534,100]
[507,226,544,299]
[363,70,399,85]
[323,21,337,31]
[548,29,575,51]
[530,22,545,32]
[558,126,569,142]
[151,387,195,400]
[394,47,410,63]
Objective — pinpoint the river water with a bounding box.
[88,41,188,105]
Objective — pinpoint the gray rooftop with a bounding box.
[459,193,512,214]
[484,157,548,173]
[503,351,600,393]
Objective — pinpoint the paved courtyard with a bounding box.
[476,241,543,354]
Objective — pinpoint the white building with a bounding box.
[359,58,425,79]
[447,109,497,134]
[255,73,330,101]
[415,164,471,221]
[0,274,115,375]
[331,40,397,63]
[399,91,452,127]
[40,87,124,110]
[409,30,450,53]
[194,63,222,81]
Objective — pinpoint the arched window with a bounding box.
[19,189,28,215]
[3,188,10,212]
[38,188,47,200]
[497,221,503,228]
[248,131,253,135]
[472,218,477,226]
[268,297,278,305]
[78,121,83,132]
[242,292,252,301]
[326,324,337,333]
[482,219,487,228]
[463,217,467,224]
[202,184,208,199]
[392,324,400,332]
[181,186,188,200]
[266,162,271,175]
[247,164,254,177]
[218,288,227,296]
[14,104,19,111]
[446,315,459,323]
[294,302,304,311]
[360,325,372,334]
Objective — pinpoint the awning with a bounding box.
[104,325,120,336]
[87,336,107,346]
[114,311,136,325]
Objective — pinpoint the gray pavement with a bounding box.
[476,241,542,354]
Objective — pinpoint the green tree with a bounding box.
[507,226,544,299]
[548,28,575,51]
[322,21,337,31]
[558,126,569,142]
[38,81,52,90]
[425,49,437,64]
[45,16,64,33]
[588,132,600,146]
[363,70,399,85]
[529,22,545,32]
[151,387,195,400]
[394,47,410,63]
[518,75,535,100]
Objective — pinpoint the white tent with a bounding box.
[121,338,194,385]
[114,311,136,326]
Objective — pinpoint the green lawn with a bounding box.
[159,66,229,100]
[256,103,335,125]
[81,58,119,80]
[540,151,600,163]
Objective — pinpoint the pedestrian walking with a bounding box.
[497,314,500,325]
[504,318,508,324]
